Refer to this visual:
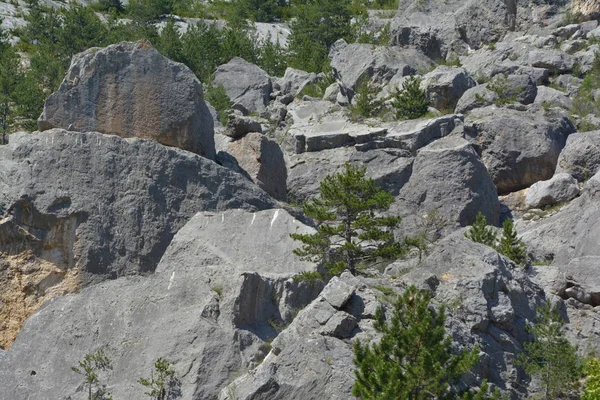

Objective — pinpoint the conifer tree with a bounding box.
[138,358,178,400]
[464,212,497,247]
[350,76,380,119]
[516,301,582,400]
[352,285,481,399]
[496,218,527,265]
[392,75,429,120]
[583,358,600,400]
[291,163,406,277]
[71,349,113,400]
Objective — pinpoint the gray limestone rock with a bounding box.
[534,86,573,110]
[278,68,320,96]
[464,107,575,194]
[528,49,575,74]
[38,41,216,159]
[555,130,600,181]
[525,173,581,209]
[394,135,500,229]
[224,132,288,202]
[213,57,273,114]
[0,209,321,400]
[329,40,434,95]
[420,66,477,111]
[225,112,263,139]
[455,85,498,114]
[0,130,275,284]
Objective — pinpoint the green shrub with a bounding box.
[349,76,381,119]
[205,83,231,126]
[391,75,429,120]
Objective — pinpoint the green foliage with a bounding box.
[91,0,125,13]
[257,37,287,77]
[204,83,232,125]
[464,214,528,266]
[156,18,183,62]
[487,75,519,106]
[465,212,497,248]
[287,0,355,72]
[138,358,179,400]
[71,349,113,400]
[291,163,407,276]
[126,0,192,21]
[496,218,527,266]
[292,270,325,285]
[232,0,288,22]
[391,75,429,120]
[349,76,381,119]
[583,358,600,400]
[516,301,582,400]
[571,52,600,128]
[352,285,481,399]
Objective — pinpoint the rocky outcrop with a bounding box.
[223,132,288,202]
[455,85,498,114]
[525,173,580,209]
[38,41,216,159]
[555,130,600,181]
[277,68,320,97]
[329,40,434,95]
[420,66,477,111]
[223,231,544,399]
[213,57,273,114]
[394,135,500,229]
[0,130,276,347]
[0,209,322,400]
[465,107,575,194]
[573,0,600,16]
[225,112,263,139]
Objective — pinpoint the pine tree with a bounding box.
[71,349,113,400]
[138,358,178,400]
[464,212,497,247]
[291,163,406,277]
[496,218,527,265]
[392,75,429,120]
[516,301,582,400]
[352,285,481,399]
[350,76,380,119]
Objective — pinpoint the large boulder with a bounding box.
[0,130,276,348]
[455,85,498,114]
[277,68,320,96]
[38,41,215,159]
[213,57,273,114]
[0,209,322,400]
[533,86,573,110]
[464,107,575,194]
[555,130,600,182]
[394,135,500,229]
[525,173,581,209]
[329,40,434,95]
[223,132,288,202]
[420,66,477,111]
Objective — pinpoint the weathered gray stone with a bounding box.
[329,40,434,94]
[225,112,263,139]
[0,130,276,285]
[394,135,500,229]
[0,209,321,400]
[533,86,573,110]
[528,49,575,74]
[525,173,581,209]
[320,277,356,309]
[38,41,215,159]
[555,130,600,181]
[464,107,575,193]
[278,68,320,96]
[213,57,273,114]
[455,85,498,114]
[225,132,288,201]
[420,66,477,111]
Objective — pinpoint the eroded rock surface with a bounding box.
[38,41,215,159]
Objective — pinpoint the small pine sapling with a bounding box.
[497,218,527,265]
[391,75,429,120]
[71,349,113,400]
[138,357,179,400]
[583,357,600,400]
[516,301,582,400]
[465,212,497,247]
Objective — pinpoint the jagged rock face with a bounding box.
[223,232,544,399]
[38,41,216,159]
[0,209,322,400]
[0,130,275,348]
[464,107,575,194]
[573,0,600,16]
[213,57,273,114]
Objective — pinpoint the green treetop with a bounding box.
[352,285,488,399]
[291,163,406,277]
